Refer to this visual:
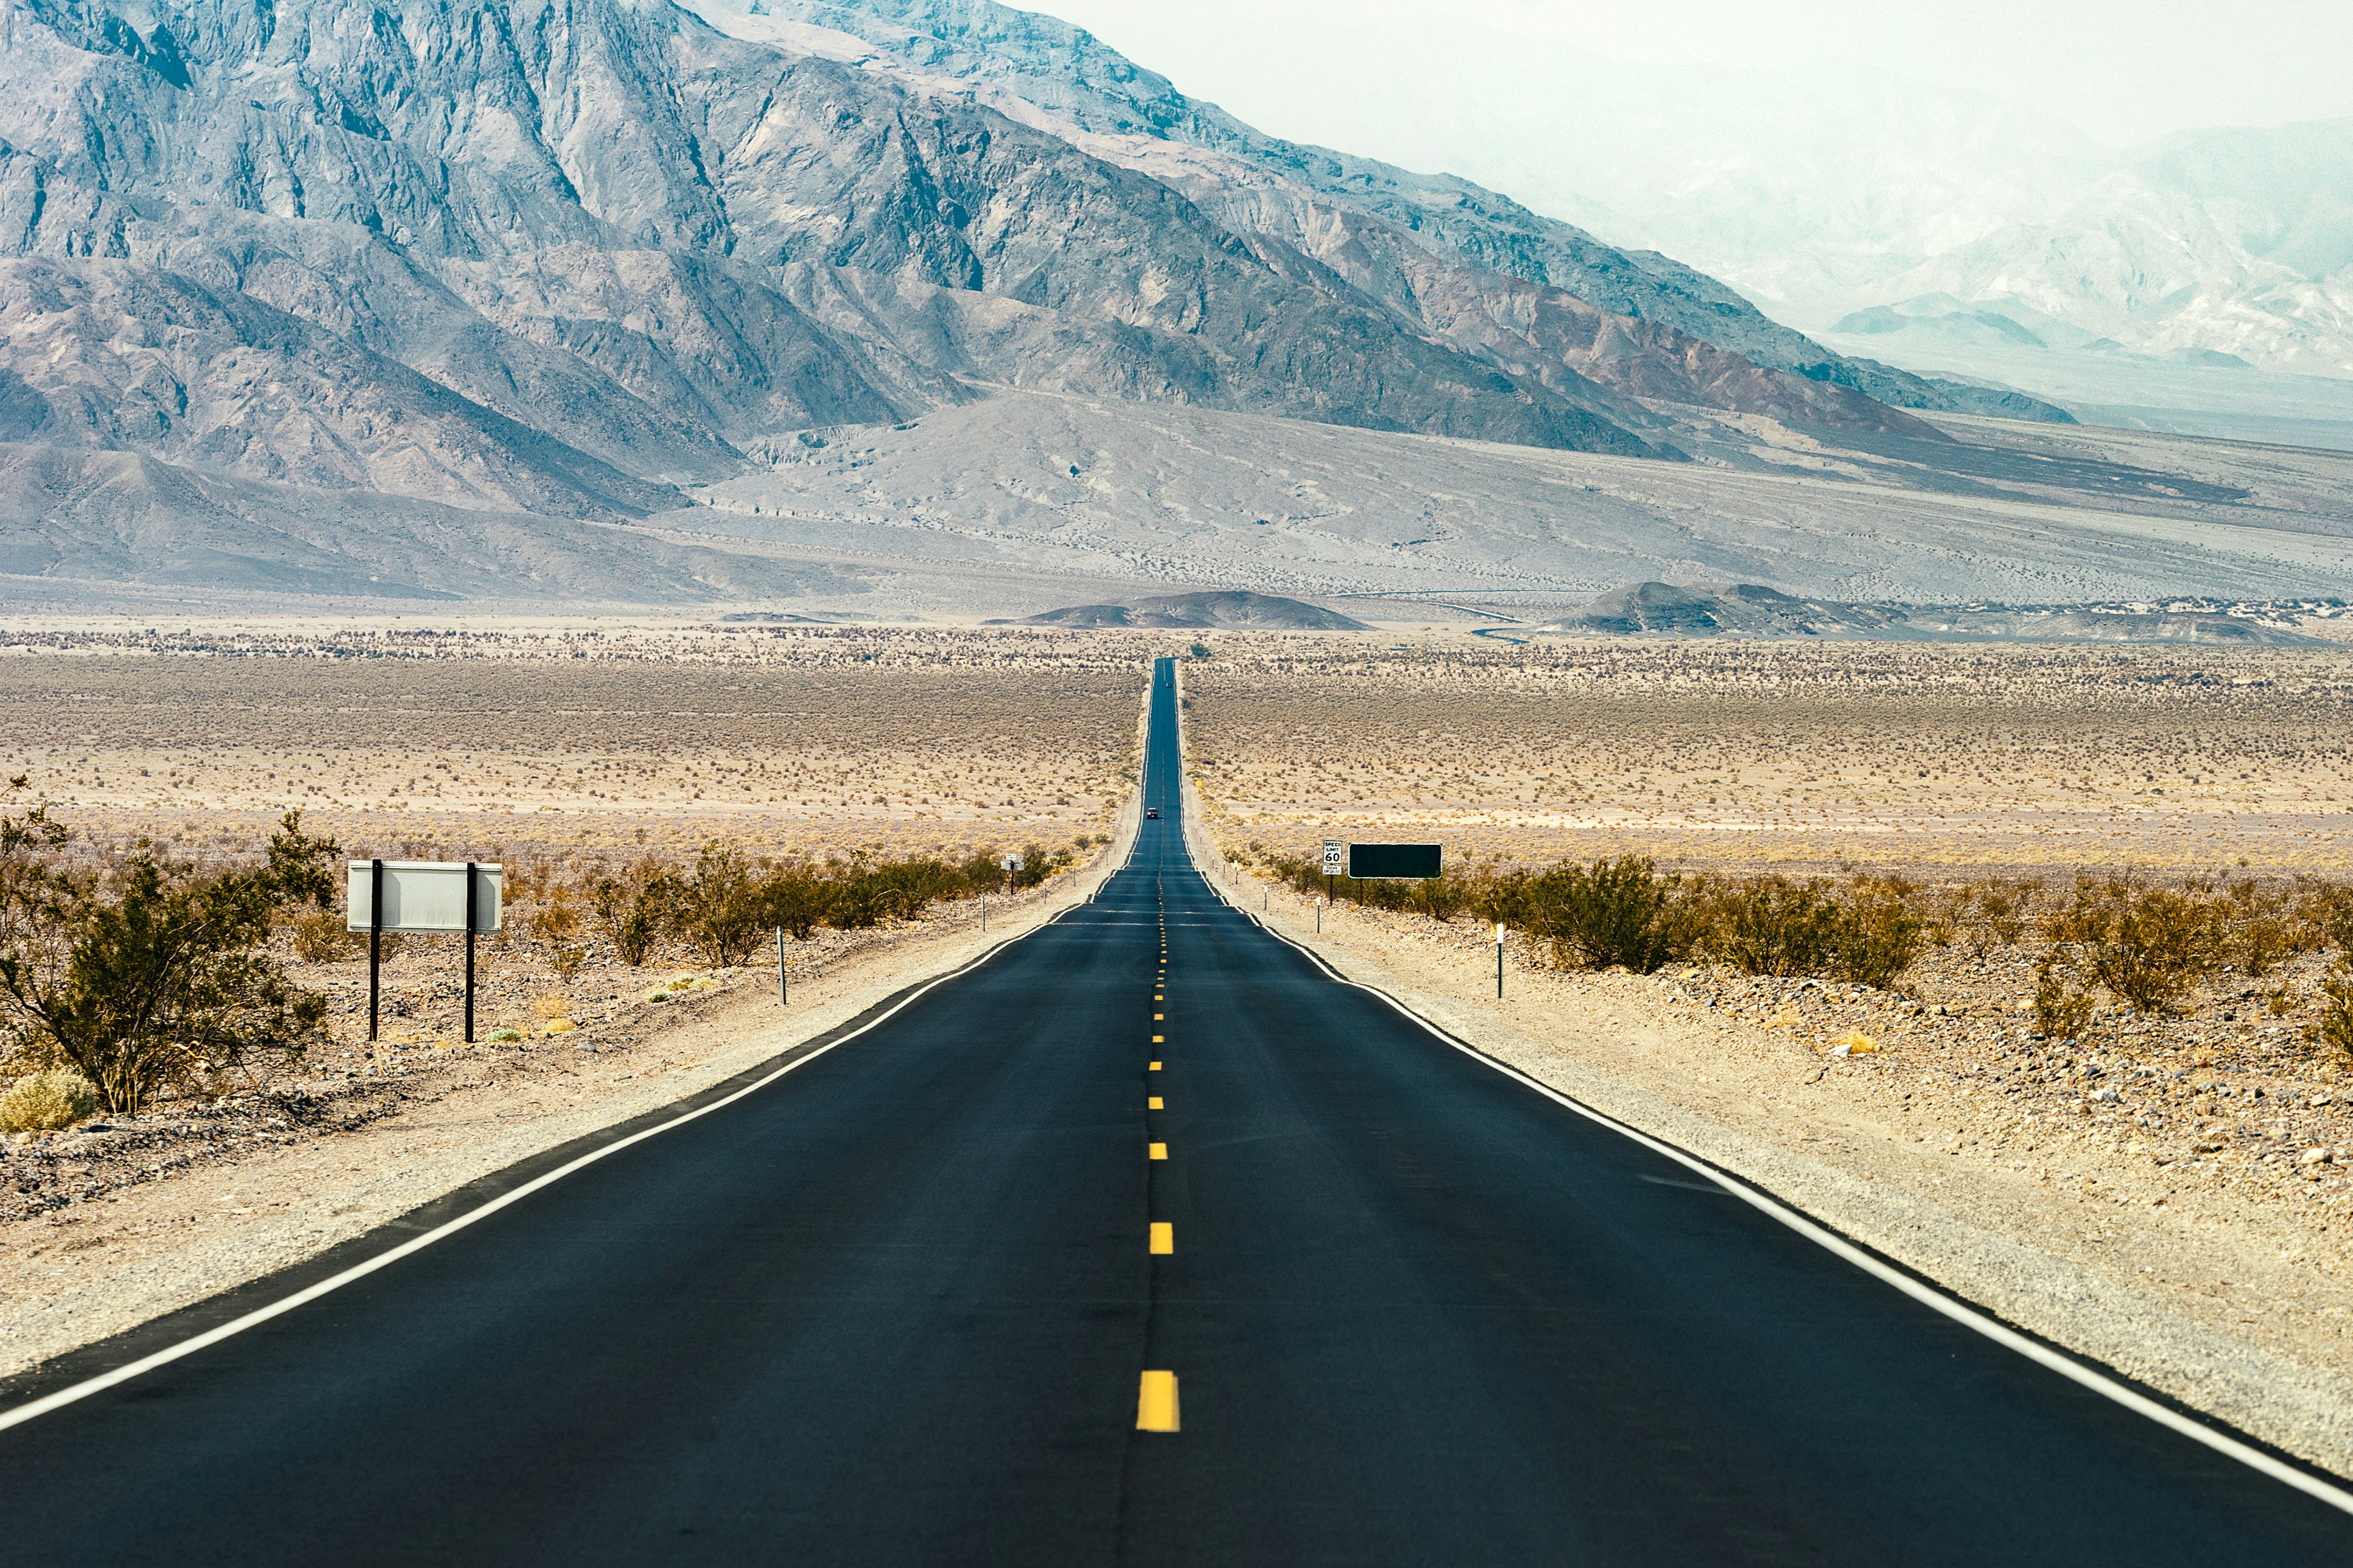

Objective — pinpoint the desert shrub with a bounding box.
[2045,878,2225,1014]
[760,867,832,942]
[0,1068,98,1133]
[528,888,589,981]
[2315,962,2353,1065]
[675,842,768,967]
[290,908,351,964]
[589,859,672,967]
[2221,880,2294,976]
[837,853,969,926]
[1017,843,1078,890]
[1525,856,1693,975]
[2033,956,2095,1041]
[0,800,338,1113]
[1701,875,1845,977]
[1834,878,1926,989]
[2294,877,2353,951]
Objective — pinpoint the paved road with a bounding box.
[1,657,2348,1563]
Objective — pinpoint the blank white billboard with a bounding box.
[346,862,503,934]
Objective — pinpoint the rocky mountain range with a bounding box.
[2,0,2343,614]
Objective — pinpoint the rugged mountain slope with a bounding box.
[0,0,1687,531]
[0,441,858,602]
[738,0,2067,422]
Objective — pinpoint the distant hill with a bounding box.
[1541,583,2323,646]
[1018,592,1368,631]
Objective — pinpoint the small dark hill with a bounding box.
[1017,590,1369,631]
[1545,581,1908,637]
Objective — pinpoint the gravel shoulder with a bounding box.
[1181,785,2353,1481]
[0,793,1141,1385]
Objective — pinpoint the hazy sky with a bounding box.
[1033,0,2353,150]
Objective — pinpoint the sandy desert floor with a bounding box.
[1182,635,2353,873]
[0,619,1157,856]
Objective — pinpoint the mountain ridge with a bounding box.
[728,0,2070,424]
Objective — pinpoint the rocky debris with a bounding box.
[1541,582,2324,646]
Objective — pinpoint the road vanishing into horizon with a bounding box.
[1,658,2348,1563]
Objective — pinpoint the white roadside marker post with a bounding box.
[777,926,787,1007]
[1496,923,1507,999]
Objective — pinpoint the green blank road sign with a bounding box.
[1347,842,1442,880]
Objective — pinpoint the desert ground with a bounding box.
[1182,635,2353,873]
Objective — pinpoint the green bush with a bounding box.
[1700,875,1845,977]
[1525,856,1692,974]
[589,860,672,967]
[674,842,768,967]
[0,797,337,1114]
[0,1069,98,1133]
[760,867,832,942]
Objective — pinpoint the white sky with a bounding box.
[1031,0,2353,150]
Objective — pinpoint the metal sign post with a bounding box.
[368,858,384,1043]
[1001,852,1023,896]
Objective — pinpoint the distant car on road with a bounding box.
[1145,807,1160,819]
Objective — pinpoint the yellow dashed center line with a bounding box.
[1150,1222,1174,1255]
[1148,1096,1164,1110]
[1137,1371,1179,1432]
[1149,1061,1161,1071]
[1149,1142,1167,1160]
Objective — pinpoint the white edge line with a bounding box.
[1193,867,2353,1518]
[0,876,1095,1437]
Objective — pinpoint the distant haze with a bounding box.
[1038,0,2353,404]
[1034,0,2353,151]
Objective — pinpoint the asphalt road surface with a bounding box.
[1,658,2348,1563]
